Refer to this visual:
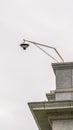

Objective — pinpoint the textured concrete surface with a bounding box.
[56,69,72,89]
[53,120,73,130]
[52,62,73,89]
[55,92,72,100]
[52,62,73,100]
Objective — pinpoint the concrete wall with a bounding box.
[53,120,73,130]
[56,69,72,89]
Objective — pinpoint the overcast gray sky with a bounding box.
[0,0,73,130]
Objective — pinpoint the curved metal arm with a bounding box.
[23,39,64,63]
